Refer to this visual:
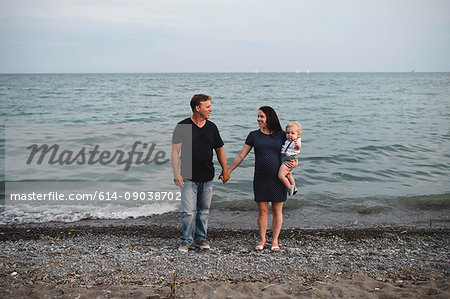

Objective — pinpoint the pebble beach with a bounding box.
[2,71,450,298]
[1,211,449,298]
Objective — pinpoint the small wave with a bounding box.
[212,193,450,214]
[355,205,387,214]
[394,194,450,210]
[124,117,158,123]
[332,172,382,182]
[359,144,414,153]
[212,199,255,211]
[140,93,159,97]
[0,202,177,224]
[303,156,340,164]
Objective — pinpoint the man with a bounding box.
[171,94,229,253]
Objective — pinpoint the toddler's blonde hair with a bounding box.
[286,121,303,136]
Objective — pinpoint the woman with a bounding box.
[227,106,297,252]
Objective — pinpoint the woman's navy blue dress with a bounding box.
[245,130,287,202]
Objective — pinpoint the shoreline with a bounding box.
[2,208,449,230]
[1,220,450,242]
[1,212,449,298]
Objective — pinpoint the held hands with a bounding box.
[218,168,230,183]
[174,170,230,186]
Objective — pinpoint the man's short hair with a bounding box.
[190,94,211,112]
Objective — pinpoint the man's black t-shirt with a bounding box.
[172,118,224,182]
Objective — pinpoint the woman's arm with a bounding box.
[228,144,252,174]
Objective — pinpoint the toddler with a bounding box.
[278,122,302,196]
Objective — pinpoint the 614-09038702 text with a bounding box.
[9,191,181,201]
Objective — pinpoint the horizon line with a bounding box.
[1,71,449,75]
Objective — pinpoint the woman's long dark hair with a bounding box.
[259,106,282,133]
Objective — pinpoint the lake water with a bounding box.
[1,72,449,225]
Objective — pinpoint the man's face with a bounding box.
[197,100,212,119]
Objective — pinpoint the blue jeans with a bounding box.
[180,179,213,244]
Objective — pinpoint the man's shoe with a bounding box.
[178,242,190,253]
[193,240,210,250]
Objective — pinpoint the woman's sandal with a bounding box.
[271,245,280,252]
[254,243,265,251]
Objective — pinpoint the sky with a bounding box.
[0,0,449,73]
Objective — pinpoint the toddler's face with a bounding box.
[286,127,299,141]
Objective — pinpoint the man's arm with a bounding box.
[215,147,230,183]
[171,143,184,187]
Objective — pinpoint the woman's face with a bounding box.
[257,110,267,129]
